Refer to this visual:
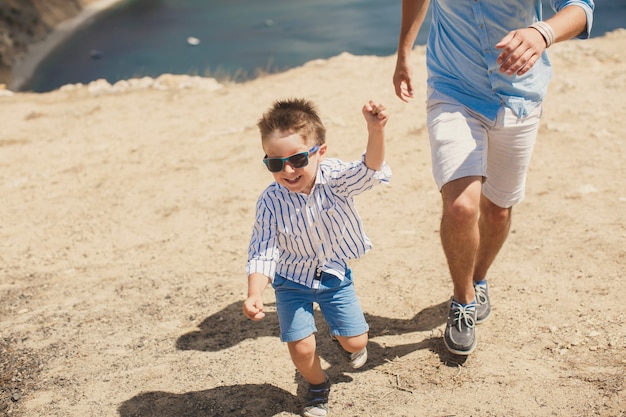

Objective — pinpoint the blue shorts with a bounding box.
[272,269,369,343]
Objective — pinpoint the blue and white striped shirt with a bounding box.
[246,157,391,288]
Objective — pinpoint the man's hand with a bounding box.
[393,56,415,102]
[496,28,547,76]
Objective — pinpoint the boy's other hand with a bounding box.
[243,296,266,320]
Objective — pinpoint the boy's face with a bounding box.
[262,130,326,194]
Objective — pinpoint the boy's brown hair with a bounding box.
[257,98,326,145]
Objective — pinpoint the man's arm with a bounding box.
[544,5,590,42]
[496,5,590,76]
[393,0,431,102]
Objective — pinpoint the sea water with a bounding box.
[22,0,625,92]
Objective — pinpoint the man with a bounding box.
[393,0,594,355]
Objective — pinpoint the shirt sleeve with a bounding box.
[246,193,279,281]
[322,156,392,198]
[551,0,594,39]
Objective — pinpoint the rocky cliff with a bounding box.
[0,0,95,86]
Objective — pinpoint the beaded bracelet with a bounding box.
[529,21,556,48]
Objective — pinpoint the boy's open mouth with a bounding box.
[284,175,302,184]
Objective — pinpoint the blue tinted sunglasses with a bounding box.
[263,145,320,172]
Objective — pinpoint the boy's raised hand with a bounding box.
[362,100,389,129]
[362,100,388,171]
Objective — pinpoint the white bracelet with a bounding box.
[529,21,555,48]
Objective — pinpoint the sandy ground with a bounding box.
[1,29,625,417]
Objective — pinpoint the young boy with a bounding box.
[243,98,390,417]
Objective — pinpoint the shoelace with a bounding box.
[474,284,488,305]
[451,302,476,331]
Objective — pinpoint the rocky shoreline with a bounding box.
[0,0,118,90]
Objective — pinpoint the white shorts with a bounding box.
[426,89,541,208]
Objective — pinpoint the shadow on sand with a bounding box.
[118,384,298,417]
[119,300,466,416]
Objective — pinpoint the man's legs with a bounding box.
[427,91,540,354]
[440,180,513,305]
[440,176,482,305]
[440,178,513,354]
[474,194,512,282]
[439,177,481,354]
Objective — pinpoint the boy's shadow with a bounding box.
[118,384,298,417]
[118,302,466,417]
[176,299,461,367]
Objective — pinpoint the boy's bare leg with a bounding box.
[288,335,327,384]
[333,333,368,353]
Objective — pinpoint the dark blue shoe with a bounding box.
[303,375,331,417]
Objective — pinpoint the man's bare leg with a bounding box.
[440,176,483,305]
[474,194,512,282]
[440,176,484,355]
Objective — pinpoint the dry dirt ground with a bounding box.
[1,30,625,417]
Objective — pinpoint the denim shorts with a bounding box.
[272,269,369,343]
[427,89,541,208]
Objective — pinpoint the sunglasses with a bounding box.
[263,145,320,173]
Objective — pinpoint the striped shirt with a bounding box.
[246,157,392,288]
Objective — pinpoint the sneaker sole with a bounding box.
[475,309,491,324]
[443,335,477,355]
[303,408,328,417]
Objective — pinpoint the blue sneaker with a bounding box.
[474,280,492,323]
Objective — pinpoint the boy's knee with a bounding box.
[288,336,316,359]
[336,333,368,353]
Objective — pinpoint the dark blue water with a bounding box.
[23,0,625,92]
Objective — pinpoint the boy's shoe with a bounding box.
[303,375,331,417]
[331,335,368,369]
[474,280,492,323]
[443,299,477,355]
